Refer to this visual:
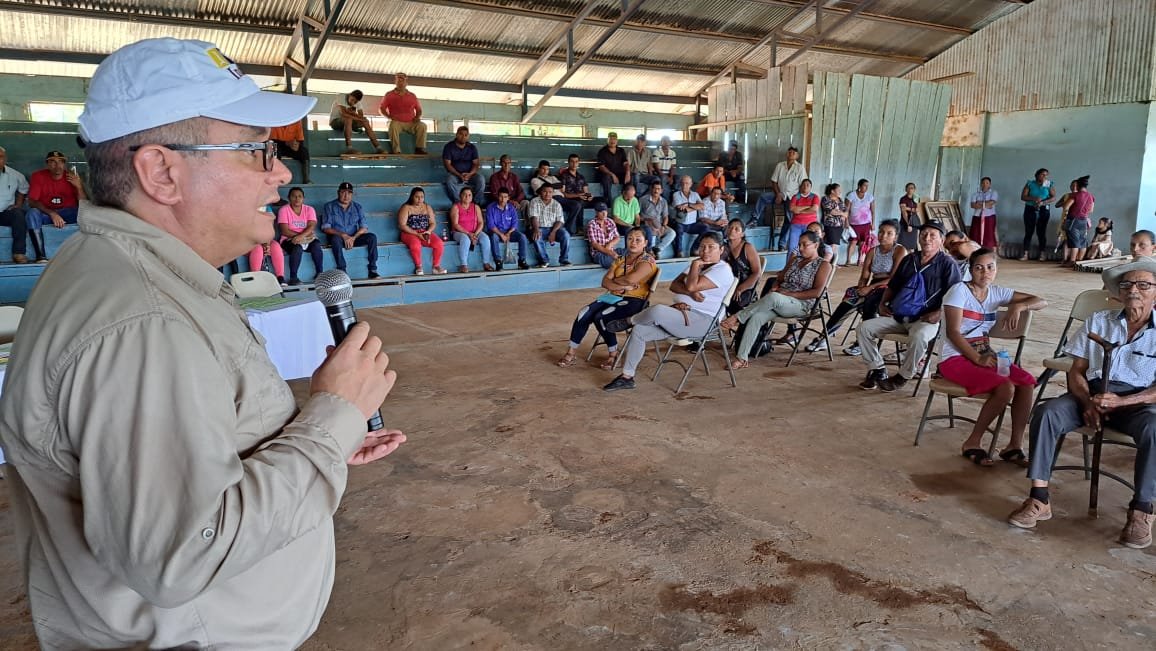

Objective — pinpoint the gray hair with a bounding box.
[85,118,209,209]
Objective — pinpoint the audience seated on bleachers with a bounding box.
[329,90,384,155]
[723,230,832,366]
[321,181,379,279]
[486,154,527,209]
[1007,258,1156,549]
[639,181,675,258]
[721,218,763,315]
[586,202,620,269]
[596,132,629,201]
[857,222,961,392]
[688,186,728,256]
[270,121,310,184]
[398,186,446,276]
[697,164,735,203]
[486,188,529,271]
[529,184,570,268]
[611,184,649,244]
[557,227,657,371]
[628,135,660,195]
[1130,229,1154,260]
[442,126,485,205]
[0,145,30,263]
[811,219,908,355]
[449,187,493,273]
[26,150,84,262]
[653,136,678,194]
[277,186,324,286]
[717,140,747,203]
[941,247,1046,467]
[671,175,705,258]
[602,233,735,392]
[378,72,428,155]
[559,154,594,234]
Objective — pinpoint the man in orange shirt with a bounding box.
[378,73,428,155]
[697,164,735,203]
[270,121,310,184]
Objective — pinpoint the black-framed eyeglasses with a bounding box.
[128,140,278,171]
[1118,280,1155,291]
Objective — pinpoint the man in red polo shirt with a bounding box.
[378,73,428,155]
[26,150,85,262]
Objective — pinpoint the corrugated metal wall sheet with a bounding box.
[906,0,1156,115]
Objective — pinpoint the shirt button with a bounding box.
[201,528,216,540]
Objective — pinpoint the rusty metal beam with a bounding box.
[520,0,603,86]
[743,0,973,35]
[779,0,879,67]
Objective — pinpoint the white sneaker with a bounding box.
[805,338,828,353]
[843,343,861,356]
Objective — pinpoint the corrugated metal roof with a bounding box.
[0,0,1028,106]
[906,0,1156,115]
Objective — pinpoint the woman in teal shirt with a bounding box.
[1019,168,1056,260]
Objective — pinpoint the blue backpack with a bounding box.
[891,258,936,319]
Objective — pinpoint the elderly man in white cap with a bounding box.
[0,38,405,649]
[1008,257,1156,549]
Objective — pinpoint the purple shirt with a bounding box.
[486,203,520,232]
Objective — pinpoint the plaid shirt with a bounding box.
[586,217,619,247]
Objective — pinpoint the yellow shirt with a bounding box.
[609,252,657,300]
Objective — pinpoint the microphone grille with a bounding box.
[314,269,354,306]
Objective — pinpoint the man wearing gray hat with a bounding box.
[1008,257,1156,549]
[0,38,404,649]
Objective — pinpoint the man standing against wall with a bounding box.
[770,146,806,251]
[379,72,428,155]
[0,37,404,649]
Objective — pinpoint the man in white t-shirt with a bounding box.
[769,146,807,249]
[329,90,385,155]
[602,233,736,391]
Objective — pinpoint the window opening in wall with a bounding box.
[455,120,583,137]
[27,102,84,123]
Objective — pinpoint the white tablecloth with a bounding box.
[243,298,331,380]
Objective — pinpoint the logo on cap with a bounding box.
[206,47,243,80]
[338,182,354,191]
[45,150,66,160]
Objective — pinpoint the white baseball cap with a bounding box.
[78,38,317,144]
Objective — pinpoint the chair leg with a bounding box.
[676,346,703,393]
[652,341,673,381]
[785,319,803,367]
[1031,369,1056,413]
[913,389,937,446]
[719,329,738,387]
[585,333,603,362]
[986,408,1007,458]
[1081,433,1091,480]
[947,396,955,428]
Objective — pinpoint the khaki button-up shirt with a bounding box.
[0,203,367,649]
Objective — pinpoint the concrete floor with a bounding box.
[2,261,1155,650]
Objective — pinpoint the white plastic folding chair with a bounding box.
[0,305,24,344]
[1031,289,1119,411]
[651,278,740,393]
[912,309,1033,457]
[230,271,284,298]
[586,268,662,364]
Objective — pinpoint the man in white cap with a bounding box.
[0,38,405,649]
[1008,257,1156,549]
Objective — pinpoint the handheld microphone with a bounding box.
[314,269,384,432]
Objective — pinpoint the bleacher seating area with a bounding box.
[0,121,787,307]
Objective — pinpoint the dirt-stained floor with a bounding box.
[1,261,1155,650]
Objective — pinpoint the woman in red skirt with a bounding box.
[939,247,1047,466]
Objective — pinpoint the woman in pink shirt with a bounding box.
[450,187,494,273]
[276,186,324,286]
[1061,175,1095,268]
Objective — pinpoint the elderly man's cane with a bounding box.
[1086,332,1119,518]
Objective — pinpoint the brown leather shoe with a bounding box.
[1007,497,1052,529]
[1120,509,1154,549]
[11,254,28,264]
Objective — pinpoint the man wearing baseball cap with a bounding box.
[585,201,621,268]
[0,38,404,649]
[321,181,380,279]
[24,150,84,262]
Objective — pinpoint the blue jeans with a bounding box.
[445,173,486,206]
[597,174,625,202]
[326,232,378,275]
[533,227,570,265]
[282,238,324,281]
[0,207,28,256]
[26,205,79,229]
[591,250,617,268]
[684,222,722,255]
[726,173,747,202]
[632,173,662,195]
[753,191,776,226]
[786,222,808,254]
[776,200,794,249]
[452,231,494,268]
[569,296,647,351]
[489,231,528,264]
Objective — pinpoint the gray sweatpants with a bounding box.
[733,292,810,361]
[858,316,939,379]
[621,305,716,377]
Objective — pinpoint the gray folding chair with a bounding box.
[651,278,740,393]
[912,309,1033,457]
[771,265,837,367]
[1052,424,1137,517]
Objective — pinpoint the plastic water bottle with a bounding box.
[996,350,1011,377]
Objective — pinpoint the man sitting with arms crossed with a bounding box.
[602,232,735,392]
[856,221,961,392]
[25,150,85,262]
[1008,258,1156,548]
[0,37,404,649]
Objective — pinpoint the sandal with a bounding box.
[556,352,578,368]
[600,352,618,371]
[999,448,1030,467]
[961,448,995,467]
[730,359,750,370]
